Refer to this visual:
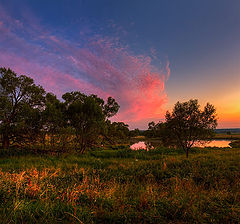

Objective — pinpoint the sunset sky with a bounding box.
[0,0,240,129]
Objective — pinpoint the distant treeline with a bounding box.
[215,129,240,134]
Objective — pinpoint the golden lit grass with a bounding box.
[0,147,239,223]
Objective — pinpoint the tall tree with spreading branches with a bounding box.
[165,99,217,157]
[0,68,45,149]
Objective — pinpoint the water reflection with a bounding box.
[193,140,231,148]
[130,140,232,150]
[130,141,154,151]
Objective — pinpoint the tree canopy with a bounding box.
[64,92,106,153]
[165,99,217,157]
[0,68,121,152]
[146,99,218,157]
[0,68,45,148]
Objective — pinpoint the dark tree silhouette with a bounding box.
[63,91,120,153]
[0,68,45,149]
[165,99,217,157]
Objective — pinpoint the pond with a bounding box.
[130,140,232,150]
[130,141,153,151]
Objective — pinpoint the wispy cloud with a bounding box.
[0,4,170,128]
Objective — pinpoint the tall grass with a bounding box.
[0,147,239,223]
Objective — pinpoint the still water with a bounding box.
[130,141,152,151]
[130,140,232,150]
[193,140,231,148]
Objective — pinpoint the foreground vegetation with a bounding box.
[0,146,239,223]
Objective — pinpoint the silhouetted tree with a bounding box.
[129,128,141,137]
[165,99,217,157]
[0,68,45,149]
[0,68,122,152]
[103,97,120,118]
[63,92,119,153]
[41,93,68,151]
[105,121,129,143]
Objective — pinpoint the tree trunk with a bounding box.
[186,148,189,158]
[2,135,10,149]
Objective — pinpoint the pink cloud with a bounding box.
[0,4,170,128]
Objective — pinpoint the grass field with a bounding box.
[0,146,239,223]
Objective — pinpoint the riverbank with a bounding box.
[0,146,239,223]
[131,133,240,142]
[214,133,240,140]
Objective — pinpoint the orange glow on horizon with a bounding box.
[214,90,240,128]
[217,112,240,128]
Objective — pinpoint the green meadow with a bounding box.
[0,146,239,223]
